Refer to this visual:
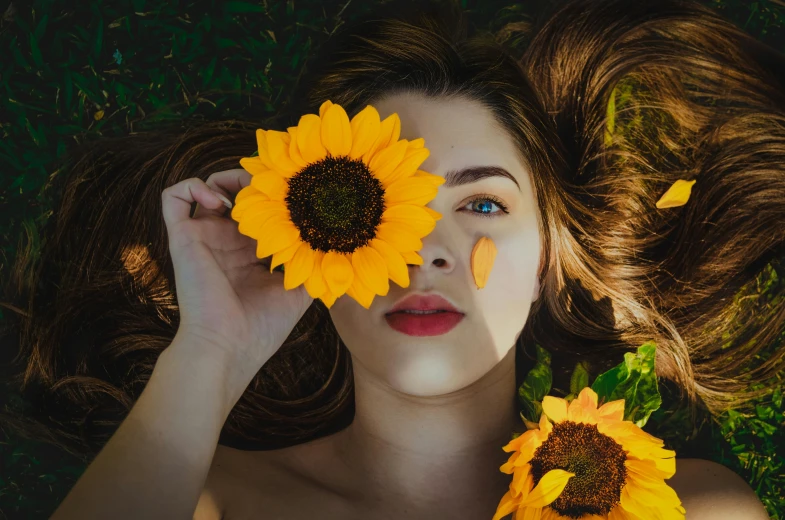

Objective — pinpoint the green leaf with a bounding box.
[569,361,590,396]
[590,341,662,428]
[203,56,217,86]
[94,19,104,56]
[29,33,44,69]
[517,344,552,422]
[33,13,49,41]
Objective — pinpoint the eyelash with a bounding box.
[461,194,510,219]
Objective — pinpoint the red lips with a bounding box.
[386,293,462,314]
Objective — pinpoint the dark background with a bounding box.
[0,0,783,518]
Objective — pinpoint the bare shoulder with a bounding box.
[194,440,355,520]
[667,458,770,520]
[194,443,288,520]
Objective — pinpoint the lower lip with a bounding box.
[384,311,465,336]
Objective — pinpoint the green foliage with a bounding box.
[517,344,552,422]
[564,360,590,401]
[590,342,663,428]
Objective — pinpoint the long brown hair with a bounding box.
[2,0,784,459]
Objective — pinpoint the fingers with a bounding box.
[193,168,253,219]
[162,177,229,230]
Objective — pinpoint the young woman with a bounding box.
[2,0,782,518]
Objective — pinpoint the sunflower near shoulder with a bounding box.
[493,386,685,520]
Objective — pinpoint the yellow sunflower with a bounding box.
[493,387,686,520]
[230,99,445,310]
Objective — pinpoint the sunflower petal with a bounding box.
[239,156,272,177]
[412,169,446,187]
[352,246,390,296]
[492,489,523,520]
[503,429,541,453]
[621,483,685,520]
[520,469,575,508]
[384,176,440,206]
[266,130,301,176]
[567,393,599,424]
[511,465,533,497]
[655,179,696,209]
[271,239,303,272]
[520,508,543,520]
[626,459,670,489]
[349,105,382,160]
[319,100,333,119]
[303,250,328,299]
[345,274,376,309]
[399,250,424,265]
[375,222,423,251]
[250,171,289,201]
[283,242,316,290]
[255,221,301,259]
[609,503,639,520]
[370,139,410,183]
[322,251,354,297]
[471,236,497,289]
[539,508,564,520]
[369,238,410,289]
[319,287,338,309]
[231,191,272,220]
[542,396,568,423]
[237,201,290,239]
[286,126,308,168]
[381,204,437,237]
[362,113,401,164]
[408,137,425,149]
[598,399,626,421]
[321,103,353,157]
[619,487,649,520]
[538,413,553,436]
[296,113,328,164]
[422,206,443,221]
[576,387,599,409]
[514,434,545,467]
[234,185,267,204]
[381,145,431,187]
[500,451,522,473]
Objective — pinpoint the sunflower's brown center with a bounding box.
[529,421,627,519]
[285,155,386,253]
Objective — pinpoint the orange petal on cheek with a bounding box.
[471,236,497,289]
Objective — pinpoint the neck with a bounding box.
[332,346,521,515]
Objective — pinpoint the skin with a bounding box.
[319,91,544,516]
[196,92,769,519]
[231,91,767,519]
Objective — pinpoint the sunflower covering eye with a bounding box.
[231,100,445,310]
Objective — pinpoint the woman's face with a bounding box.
[328,92,542,395]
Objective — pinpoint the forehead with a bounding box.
[369,92,525,180]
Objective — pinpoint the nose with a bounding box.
[407,231,457,274]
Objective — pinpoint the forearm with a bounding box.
[50,334,248,520]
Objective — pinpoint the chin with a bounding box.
[378,349,501,396]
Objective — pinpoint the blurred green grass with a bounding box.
[0,0,783,518]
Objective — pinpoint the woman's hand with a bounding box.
[161,168,313,380]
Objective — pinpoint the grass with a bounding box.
[0,0,783,518]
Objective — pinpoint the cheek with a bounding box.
[476,234,539,332]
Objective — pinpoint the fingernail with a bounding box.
[214,192,233,209]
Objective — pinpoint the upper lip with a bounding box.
[386,293,463,314]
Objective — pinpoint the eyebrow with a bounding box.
[442,166,521,192]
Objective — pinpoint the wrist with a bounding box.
[158,333,259,414]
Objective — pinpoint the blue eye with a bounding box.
[462,195,510,219]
